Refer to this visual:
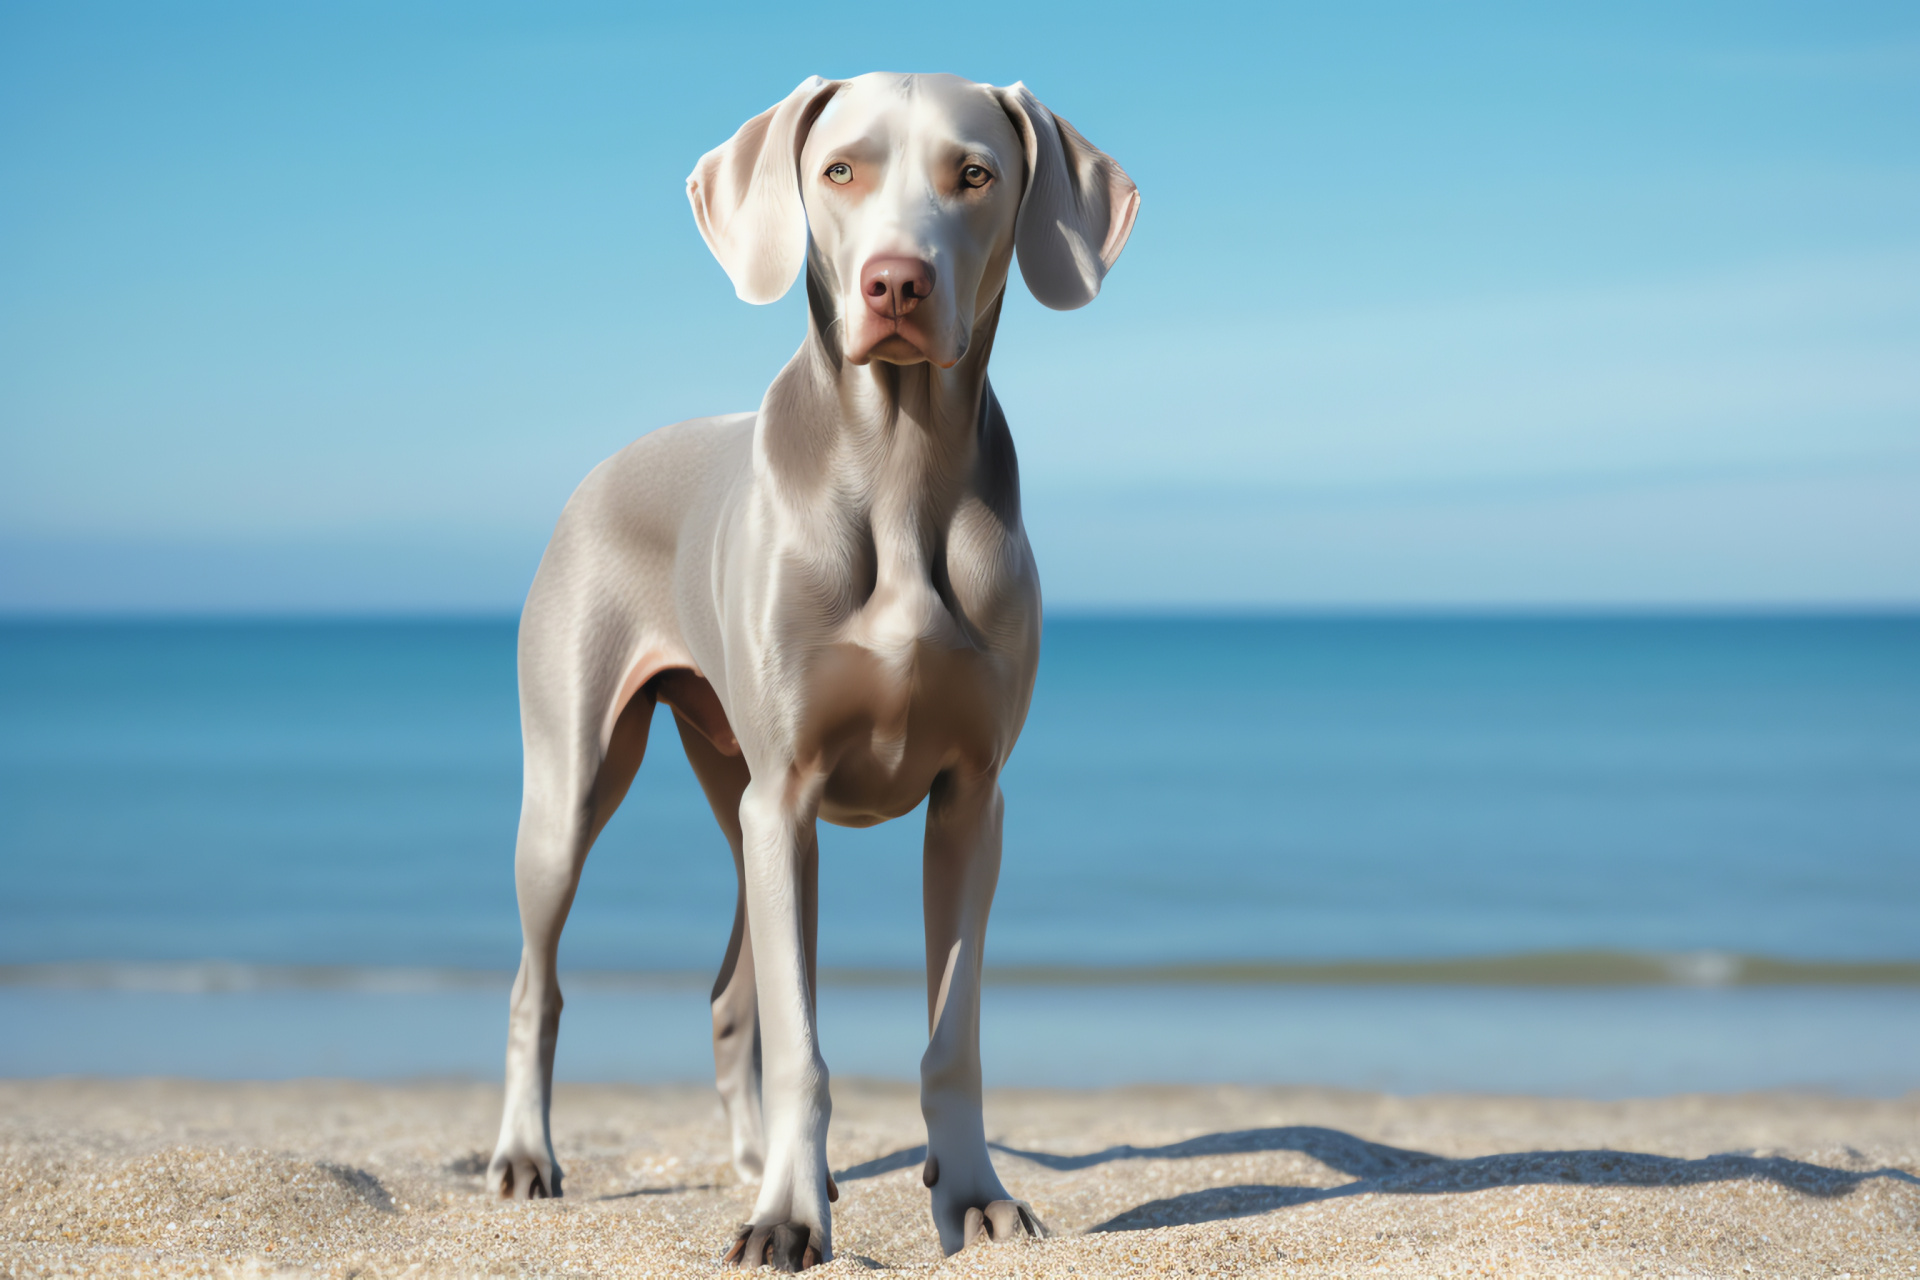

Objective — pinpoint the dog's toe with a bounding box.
[964,1198,1049,1247]
[487,1148,561,1201]
[726,1221,821,1270]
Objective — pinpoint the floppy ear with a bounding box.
[687,76,843,304]
[993,83,1140,311]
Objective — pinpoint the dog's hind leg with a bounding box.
[488,675,657,1201]
[672,709,766,1183]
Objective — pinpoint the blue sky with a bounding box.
[2,1,1916,611]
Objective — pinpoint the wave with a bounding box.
[3,951,1917,993]
[968,952,1920,987]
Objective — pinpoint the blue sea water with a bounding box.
[2,614,1917,1092]
[8,984,1919,1098]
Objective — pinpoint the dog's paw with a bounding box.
[724,1221,822,1271]
[925,1160,1049,1254]
[962,1198,1049,1248]
[487,1143,562,1200]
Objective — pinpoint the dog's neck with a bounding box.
[750,279,1019,630]
[756,281,1011,528]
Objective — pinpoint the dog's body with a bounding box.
[486,72,1136,1268]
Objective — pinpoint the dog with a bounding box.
[485,71,1137,1269]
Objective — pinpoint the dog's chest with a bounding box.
[806,577,1028,826]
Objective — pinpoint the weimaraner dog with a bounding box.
[486,71,1137,1269]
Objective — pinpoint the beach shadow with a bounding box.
[1090,1146,1918,1232]
[595,1183,722,1200]
[318,1161,397,1212]
[835,1145,929,1182]
[1066,1132,1920,1232]
[993,1126,1442,1180]
[837,1128,1918,1233]
[834,1130,1433,1189]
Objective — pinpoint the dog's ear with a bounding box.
[687,76,844,304]
[993,83,1139,311]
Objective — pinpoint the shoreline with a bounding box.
[7,948,1920,993]
[10,984,1920,1099]
[4,1078,1915,1276]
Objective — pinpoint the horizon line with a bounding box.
[7,951,1919,993]
[4,603,1919,625]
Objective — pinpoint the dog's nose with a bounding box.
[861,256,935,318]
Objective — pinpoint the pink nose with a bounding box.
[861,256,935,318]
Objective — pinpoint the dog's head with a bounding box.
[688,72,1138,369]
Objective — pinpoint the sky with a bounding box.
[2,1,1917,612]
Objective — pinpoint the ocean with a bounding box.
[3,614,1917,1094]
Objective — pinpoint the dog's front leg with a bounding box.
[723,770,832,1271]
[919,770,1048,1254]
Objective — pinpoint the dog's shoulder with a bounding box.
[612,411,756,473]
[572,411,752,500]
[550,411,755,552]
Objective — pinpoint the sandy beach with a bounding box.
[2,1079,1915,1277]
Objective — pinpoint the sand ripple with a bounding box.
[2,1079,1915,1276]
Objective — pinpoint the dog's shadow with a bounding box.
[833,1126,1919,1233]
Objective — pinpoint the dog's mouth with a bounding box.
[861,333,942,366]
[846,314,961,369]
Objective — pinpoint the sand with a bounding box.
[2,1079,1915,1278]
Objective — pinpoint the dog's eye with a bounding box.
[825,163,853,185]
[960,164,992,189]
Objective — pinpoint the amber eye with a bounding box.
[825,163,852,185]
[960,164,992,189]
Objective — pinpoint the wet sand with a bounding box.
[2,1078,1915,1276]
